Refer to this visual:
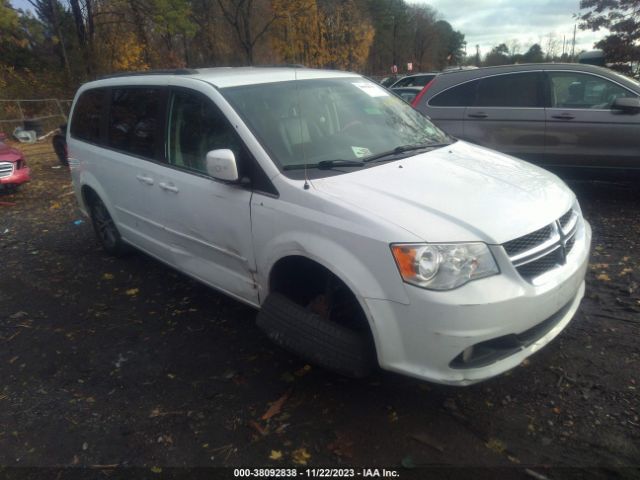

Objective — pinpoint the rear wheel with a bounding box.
[90,197,127,256]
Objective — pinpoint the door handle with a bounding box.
[136,174,154,185]
[468,112,488,118]
[551,113,575,120]
[158,182,179,193]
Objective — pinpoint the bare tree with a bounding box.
[216,0,280,64]
[545,32,560,60]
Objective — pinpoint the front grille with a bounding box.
[503,225,553,256]
[503,207,580,282]
[0,162,14,179]
[559,209,573,229]
[516,248,563,278]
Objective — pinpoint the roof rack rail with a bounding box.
[98,68,198,80]
[253,64,306,69]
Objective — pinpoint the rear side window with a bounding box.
[108,88,162,158]
[476,72,543,107]
[429,80,479,107]
[70,89,105,143]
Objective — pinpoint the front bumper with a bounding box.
[365,219,592,386]
[0,166,31,186]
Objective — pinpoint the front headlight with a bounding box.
[391,243,499,290]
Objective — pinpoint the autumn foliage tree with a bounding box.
[579,0,640,75]
[1,0,466,98]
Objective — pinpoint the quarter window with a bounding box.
[70,89,105,143]
[108,88,161,158]
[476,72,543,107]
[167,90,246,176]
[548,72,637,109]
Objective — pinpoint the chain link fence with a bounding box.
[0,99,72,140]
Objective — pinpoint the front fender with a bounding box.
[256,233,410,308]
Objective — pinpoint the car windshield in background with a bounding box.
[222,78,449,173]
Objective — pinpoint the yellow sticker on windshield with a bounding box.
[352,146,372,158]
[352,82,389,97]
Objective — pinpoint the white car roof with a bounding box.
[84,67,362,90]
[193,67,361,88]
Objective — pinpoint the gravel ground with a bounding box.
[0,142,639,479]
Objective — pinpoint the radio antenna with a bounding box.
[294,66,310,190]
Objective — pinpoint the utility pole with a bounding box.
[570,24,576,61]
[475,44,480,67]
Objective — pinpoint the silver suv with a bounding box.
[414,63,640,176]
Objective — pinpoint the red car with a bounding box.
[0,138,31,191]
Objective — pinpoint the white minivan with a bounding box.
[68,67,591,385]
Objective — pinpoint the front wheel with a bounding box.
[90,197,127,256]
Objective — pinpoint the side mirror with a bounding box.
[611,97,640,114]
[205,149,239,182]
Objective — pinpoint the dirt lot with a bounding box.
[0,142,639,478]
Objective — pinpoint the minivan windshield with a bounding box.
[222,78,450,173]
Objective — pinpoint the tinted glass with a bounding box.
[70,89,105,143]
[108,88,161,158]
[167,90,247,176]
[429,80,479,107]
[222,78,449,170]
[549,71,638,109]
[476,72,542,107]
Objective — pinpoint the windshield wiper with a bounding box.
[363,142,452,164]
[283,159,365,171]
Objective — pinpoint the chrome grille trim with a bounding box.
[0,162,14,179]
[503,206,580,282]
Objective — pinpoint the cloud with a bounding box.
[421,0,608,55]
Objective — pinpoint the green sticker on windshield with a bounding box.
[351,146,372,158]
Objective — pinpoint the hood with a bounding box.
[0,141,23,163]
[312,141,574,244]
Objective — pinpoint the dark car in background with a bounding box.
[390,72,438,88]
[413,63,640,177]
[390,86,423,104]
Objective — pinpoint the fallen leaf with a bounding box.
[102,273,114,280]
[261,390,291,421]
[248,420,268,436]
[619,267,633,276]
[292,447,311,465]
[485,438,506,454]
[150,466,162,473]
[125,288,139,296]
[596,273,611,282]
[269,450,283,460]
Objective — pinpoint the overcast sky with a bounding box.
[11,0,606,58]
[423,0,607,56]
